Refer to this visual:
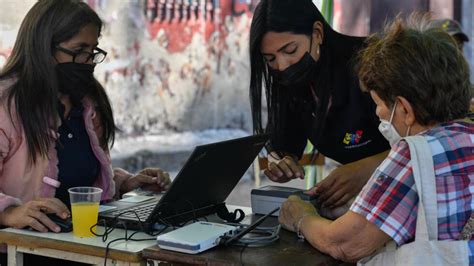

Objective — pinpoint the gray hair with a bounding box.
[358,13,472,125]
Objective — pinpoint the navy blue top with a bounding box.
[55,103,100,206]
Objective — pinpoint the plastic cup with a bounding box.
[68,187,102,237]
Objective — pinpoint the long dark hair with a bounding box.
[0,0,117,162]
[249,0,363,152]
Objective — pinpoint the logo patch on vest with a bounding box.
[343,130,363,145]
[343,130,372,149]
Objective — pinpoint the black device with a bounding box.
[99,134,269,232]
[46,213,73,232]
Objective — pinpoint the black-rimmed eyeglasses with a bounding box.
[55,46,107,64]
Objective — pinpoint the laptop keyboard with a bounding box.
[109,201,156,220]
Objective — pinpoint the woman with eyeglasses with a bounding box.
[0,0,171,238]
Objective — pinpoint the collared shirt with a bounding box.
[55,103,100,206]
[351,119,474,264]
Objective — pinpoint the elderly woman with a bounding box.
[279,15,473,263]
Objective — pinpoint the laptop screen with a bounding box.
[150,134,269,225]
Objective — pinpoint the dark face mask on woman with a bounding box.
[56,62,96,105]
[269,52,319,88]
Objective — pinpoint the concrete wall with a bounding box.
[0,0,257,136]
[0,1,36,66]
[92,0,257,135]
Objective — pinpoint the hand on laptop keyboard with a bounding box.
[119,168,171,195]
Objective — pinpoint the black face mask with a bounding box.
[56,63,96,105]
[269,52,319,88]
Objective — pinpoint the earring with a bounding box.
[317,45,320,55]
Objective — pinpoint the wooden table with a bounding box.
[143,214,352,266]
[0,226,156,266]
[0,206,352,266]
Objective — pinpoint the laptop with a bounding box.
[98,134,269,232]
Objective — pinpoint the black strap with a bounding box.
[216,204,245,223]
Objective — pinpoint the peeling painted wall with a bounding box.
[0,0,257,135]
[93,0,257,134]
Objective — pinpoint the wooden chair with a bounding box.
[253,153,325,188]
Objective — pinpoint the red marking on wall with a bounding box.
[145,0,258,53]
[84,0,259,98]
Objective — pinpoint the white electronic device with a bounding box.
[251,185,318,216]
[157,222,237,254]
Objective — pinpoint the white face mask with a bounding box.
[378,102,402,146]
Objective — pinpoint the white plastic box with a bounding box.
[157,222,236,254]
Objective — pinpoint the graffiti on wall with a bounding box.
[143,0,258,52]
[86,0,259,134]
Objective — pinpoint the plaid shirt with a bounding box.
[351,119,474,263]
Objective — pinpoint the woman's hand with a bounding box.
[308,163,365,209]
[0,198,70,233]
[121,168,171,193]
[279,195,317,232]
[309,151,388,208]
[264,151,305,183]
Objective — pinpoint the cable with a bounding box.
[220,207,280,248]
[103,235,127,266]
[221,224,279,266]
[91,203,205,266]
[92,201,243,265]
[92,209,147,242]
[223,224,281,247]
[101,226,168,266]
[89,210,169,266]
[102,230,159,266]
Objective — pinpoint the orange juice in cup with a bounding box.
[68,187,102,237]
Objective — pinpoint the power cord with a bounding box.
[220,224,280,266]
[222,223,281,247]
[90,210,168,266]
[91,202,209,266]
[91,201,253,265]
[234,225,280,266]
[220,207,280,265]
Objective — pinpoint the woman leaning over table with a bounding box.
[249,0,390,211]
[279,14,474,263]
[0,0,171,236]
